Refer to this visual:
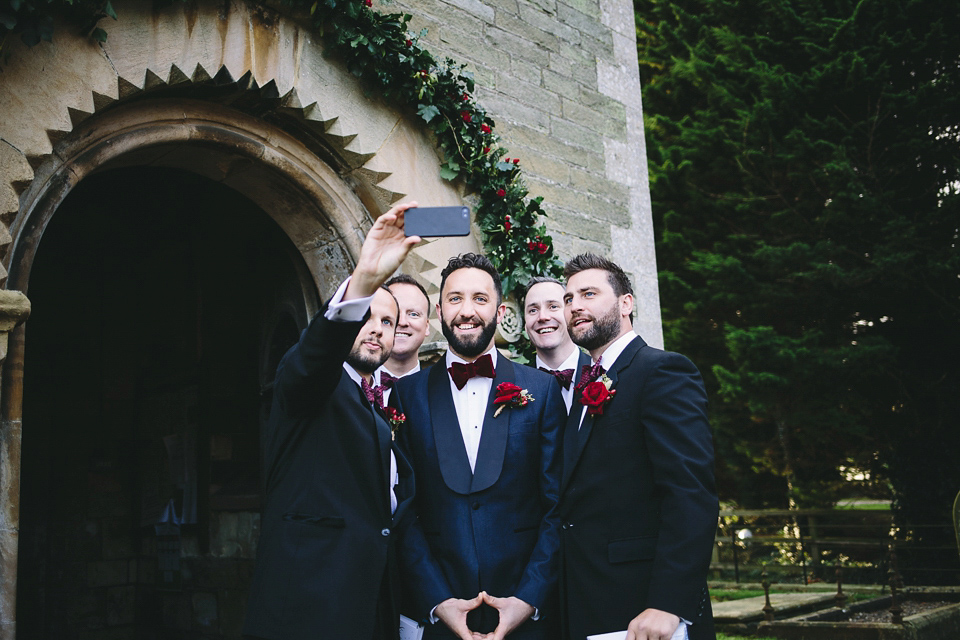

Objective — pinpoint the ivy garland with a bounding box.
[1,0,563,351]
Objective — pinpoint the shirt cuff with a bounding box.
[323,276,373,322]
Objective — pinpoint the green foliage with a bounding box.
[637,0,960,542]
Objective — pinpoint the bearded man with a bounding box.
[558,253,718,640]
[244,203,420,640]
[392,253,566,640]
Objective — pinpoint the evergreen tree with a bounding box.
[636,0,960,558]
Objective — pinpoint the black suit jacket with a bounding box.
[243,306,414,640]
[558,336,718,640]
[393,356,566,638]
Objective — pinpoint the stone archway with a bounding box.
[0,1,481,634]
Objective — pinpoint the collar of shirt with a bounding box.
[591,332,638,370]
[535,345,581,374]
[342,361,367,388]
[377,363,420,384]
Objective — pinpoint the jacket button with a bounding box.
[381,528,390,537]
[472,502,480,510]
[562,522,571,530]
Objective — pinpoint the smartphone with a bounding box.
[404,206,471,237]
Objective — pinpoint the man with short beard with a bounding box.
[523,276,590,414]
[392,253,566,640]
[558,254,718,640]
[243,202,420,640]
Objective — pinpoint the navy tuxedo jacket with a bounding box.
[243,307,415,640]
[558,336,719,640]
[393,356,566,637]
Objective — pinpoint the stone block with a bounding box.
[550,231,609,262]
[427,4,489,38]
[494,12,562,50]
[562,97,627,140]
[569,168,631,217]
[576,32,615,60]
[558,0,602,20]
[497,121,600,169]
[437,30,511,71]
[558,1,610,39]
[509,58,544,86]
[500,78,562,115]
[442,0,495,21]
[531,181,625,230]
[542,69,581,101]
[599,0,635,38]
[549,116,605,154]
[517,4,581,45]
[512,149,571,185]
[484,27,552,67]
[476,91,551,132]
[548,49,599,89]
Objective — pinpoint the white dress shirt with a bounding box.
[376,362,421,407]
[535,346,581,413]
[324,277,398,514]
[445,347,498,473]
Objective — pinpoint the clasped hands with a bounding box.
[435,592,534,640]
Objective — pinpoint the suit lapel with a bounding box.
[428,362,474,495]
[470,357,514,493]
[350,379,392,517]
[561,339,643,492]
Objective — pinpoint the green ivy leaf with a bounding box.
[439,165,459,181]
[92,27,108,42]
[417,104,440,123]
[104,0,117,20]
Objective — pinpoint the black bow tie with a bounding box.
[539,367,575,390]
[574,357,606,394]
[448,353,495,390]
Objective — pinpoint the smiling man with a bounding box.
[392,253,566,640]
[374,274,432,408]
[243,202,420,640]
[557,253,718,640]
[523,276,590,413]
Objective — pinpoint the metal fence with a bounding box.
[712,509,960,586]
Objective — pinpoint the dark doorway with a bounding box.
[18,166,312,638]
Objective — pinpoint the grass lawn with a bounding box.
[712,588,877,603]
[718,635,776,640]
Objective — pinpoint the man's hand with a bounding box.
[480,592,535,640]
[435,594,484,640]
[344,201,421,300]
[625,608,682,640]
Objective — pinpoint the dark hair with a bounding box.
[563,253,635,318]
[386,273,430,315]
[440,253,503,304]
[523,276,563,303]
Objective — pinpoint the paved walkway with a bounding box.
[714,592,837,623]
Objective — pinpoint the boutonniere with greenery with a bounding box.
[493,382,534,418]
[385,407,406,440]
[579,374,616,416]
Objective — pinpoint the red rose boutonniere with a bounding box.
[493,382,535,418]
[580,374,616,416]
[385,407,406,440]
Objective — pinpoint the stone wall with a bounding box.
[391,0,663,345]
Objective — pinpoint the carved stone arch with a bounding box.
[0,1,481,633]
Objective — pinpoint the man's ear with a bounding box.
[620,293,634,319]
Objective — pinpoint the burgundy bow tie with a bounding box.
[361,378,387,409]
[540,367,575,390]
[574,357,605,394]
[448,353,495,390]
[379,371,398,389]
